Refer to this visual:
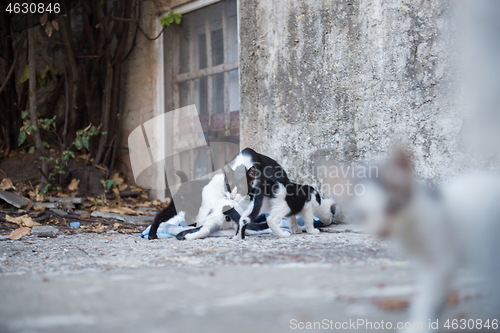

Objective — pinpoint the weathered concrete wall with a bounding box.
[239,0,478,188]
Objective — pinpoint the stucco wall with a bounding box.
[239,0,478,188]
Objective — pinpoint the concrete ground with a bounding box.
[0,225,487,333]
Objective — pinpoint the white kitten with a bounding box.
[184,173,250,240]
[345,150,500,330]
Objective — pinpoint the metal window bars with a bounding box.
[165,0,239,180]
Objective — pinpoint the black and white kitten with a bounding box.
[148,171,209,239]
[226,148,336,239]
[150,148,336,240]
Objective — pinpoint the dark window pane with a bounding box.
[211,29,224,66]
[212,73,225,115]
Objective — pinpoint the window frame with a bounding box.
[161,0,240,181]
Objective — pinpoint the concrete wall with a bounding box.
[239,0,478,188]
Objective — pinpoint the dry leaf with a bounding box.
[112,223,121,228]
[97,206,138,215]
[56,191,69,198]
[118,183,128,191]
[51,19,59,31]
[16,183,30,195]
[29,186,43,201]
[45,21,53,37]
[91,223,105,232]
[9,227,31,240]
[118,229,135,234]
[136,201,152,207]
[5,214,41,228]
[33,205,47,212]
[46,218,59,224]
[376,298,410,312]
[111,172,125,185]
[68,178,80,191]
[112,187,120,201]
[75,153,89,163]
[0,178,15,191]
[40,12,48,26]
[80,212,91,219]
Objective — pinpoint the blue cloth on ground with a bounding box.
[141,212,332,238]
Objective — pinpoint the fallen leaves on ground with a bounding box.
[0,178,15,191]
[33,205,46,211]
[68,178,80,191]
[80,212,91,219]
[5,214,41,228]
[111,172,125,186]
[8,227,31,240]
[112,187,120,202]
[15,183,30,195]
[375,291,458,312]
[376,298,410,311]
[55,191,69,198]
[90,223,105,232]
[113,223,121,228]
[117,229,135,234]
[135,201,152,207]
[96,206,141,215]
[28,188,44,202]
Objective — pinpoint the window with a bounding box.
[164,0,239,181]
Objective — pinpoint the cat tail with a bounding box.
[175,171,189,183]
[149,201,177,240]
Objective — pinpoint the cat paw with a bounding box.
[307,228,320,235]
[184,233,196,240]
[277,231,291,238]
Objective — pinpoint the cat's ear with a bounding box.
[392,147,412,174]
[224,164,233,176]
[246,166,260,188]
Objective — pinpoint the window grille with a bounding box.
[164,0,239,180]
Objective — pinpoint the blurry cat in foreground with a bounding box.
[340,150,500,330]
